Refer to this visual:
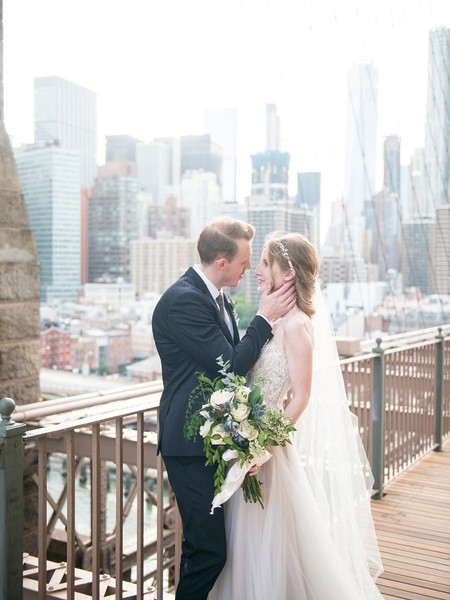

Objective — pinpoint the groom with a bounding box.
[152,217,295,600]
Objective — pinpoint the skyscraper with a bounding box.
[204,108,237,204]
[343,63,378,223]
[180,134,223,187]
[136,141,171,204]
[16,142,81,302]
[34,76,97,187]
[88,162,140,283]
[383,135,401,196]
[424,27,450,214]
[251,104,290,203]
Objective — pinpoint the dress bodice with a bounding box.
[247,340,291,411]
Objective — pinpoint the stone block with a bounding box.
[0,263,40,301]
[0,301,40,340]
[0,227,38,263]
[0,339,40,380]
[0,191,31,228]
[0,376,41,406]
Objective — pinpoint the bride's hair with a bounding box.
[265,233,320,317]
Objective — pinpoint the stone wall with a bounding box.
[0,121,41,404]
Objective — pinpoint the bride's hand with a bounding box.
[249,464,261,477]
[257,280,296,323]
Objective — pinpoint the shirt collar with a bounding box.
[193,264,222,300]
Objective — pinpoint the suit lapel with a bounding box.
[185,268,235,344]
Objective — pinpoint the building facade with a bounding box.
[34,76,97,187]
[88,162,140,282]
[16,143,81,302]
[424,27,450,214]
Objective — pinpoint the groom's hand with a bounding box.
[257,281,296,324]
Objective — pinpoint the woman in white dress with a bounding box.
[208,233,384,600]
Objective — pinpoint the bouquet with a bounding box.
[184,356,296,513]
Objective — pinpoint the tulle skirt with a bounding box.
[208,444,384,600]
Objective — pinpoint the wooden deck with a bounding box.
[372,438,450,600]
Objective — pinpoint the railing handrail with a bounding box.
[12,380,164,423]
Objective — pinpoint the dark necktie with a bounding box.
[216,293,226,320]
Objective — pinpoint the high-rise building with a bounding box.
[105,135,142,163]
[424,27,450,214]
[180,134,223,188]
[401,217,435,294]
[34,76,97,187]
[407,149,426,218]
[251,105,290,203]
[130,234,197,297]
[245,198,319,303]
[433,206,450,295]
[88,162,140,282]
[204,108,237,204]
[136,141,170,204]
[383,136,401,196]
[343,63,378,223]
[181,170,220,238]
[16,142,81,302]
[296,172,321,210]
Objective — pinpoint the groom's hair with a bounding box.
[197,217,255,264]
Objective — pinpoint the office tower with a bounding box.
[245,200,319,303]
[343,63,378,223]
[251,104,290,203]
[180,134,223,188]
[155,136,181,186]
[432,206,450,295]
[383,136,401,196]
[204,108,237,203]
[266,103,280,151]
[147,195,190,239]
[401,217,435,294]
[131,235,198,297]
[105,134,142,163]
[34,76,97,187]
[16,142,81,302]
[365,190,401,277]
[136,141,170,204]
[424,27,450,214]
[88,162,140,282]
[296,172,321,209]
[181,171,220,238]
[407,149,426,218]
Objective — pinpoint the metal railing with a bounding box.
[0,325,449,599]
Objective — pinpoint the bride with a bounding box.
[208,233,384,600]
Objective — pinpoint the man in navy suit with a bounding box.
[152,217,295,600]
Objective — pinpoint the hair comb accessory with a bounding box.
[274,239,294,270]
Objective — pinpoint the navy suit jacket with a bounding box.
[152,267,273,456]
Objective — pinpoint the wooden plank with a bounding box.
[373,439,450,599]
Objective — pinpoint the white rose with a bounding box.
[210,389,234,409]
[210,424,227,445]
[230,403,250,422]
[234,385,251,403]
[238,420,258,440]
[199,419,214,438]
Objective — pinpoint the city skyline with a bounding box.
[4,1,450,236]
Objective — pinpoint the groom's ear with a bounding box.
[215,257,228,270]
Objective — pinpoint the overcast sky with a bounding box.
[4,0,450,233]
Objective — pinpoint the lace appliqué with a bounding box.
[247,341,290,410]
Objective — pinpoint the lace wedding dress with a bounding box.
[208,338,384,600]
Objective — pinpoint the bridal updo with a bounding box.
[265,233,320,318]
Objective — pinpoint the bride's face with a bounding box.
[255,246,285,293]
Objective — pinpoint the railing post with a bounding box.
[0,398,27,600]
[434,327,444,452]
[372,339,385,499]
